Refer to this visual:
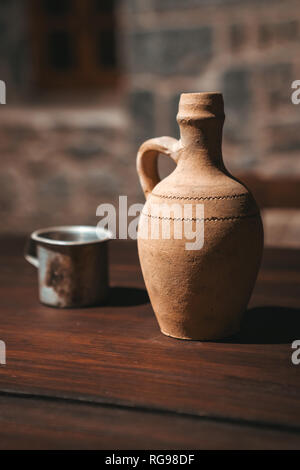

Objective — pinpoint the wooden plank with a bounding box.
[0,394,299,450]
[0,239,299,430]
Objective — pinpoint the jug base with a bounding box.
[160,326,241,341]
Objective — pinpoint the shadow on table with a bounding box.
[221,306,300,344]
[107,287,149,307]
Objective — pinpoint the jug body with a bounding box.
[137,92,263,340]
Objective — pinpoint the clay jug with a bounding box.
[137,92,263,340]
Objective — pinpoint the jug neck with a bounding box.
[177,92,225,170]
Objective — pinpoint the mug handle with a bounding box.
[24,237,39,268]
[137,136,180,200]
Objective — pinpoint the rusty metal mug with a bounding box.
[25,226,112,308]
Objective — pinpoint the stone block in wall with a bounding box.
[222,67,251,114]
[258,19,299,46]
[229,24,248,52]
[129,27,213,76]
[129,90,155,145]
[222,66,251,143]
[84,168,122,197]
[267,122,300,153]
[129,0,276,12]
[257,63,293,110]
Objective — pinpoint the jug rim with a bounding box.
[180,91,222,97]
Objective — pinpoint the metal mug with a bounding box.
[25,225,112,308]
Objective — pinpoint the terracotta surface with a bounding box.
[137,92,264,340]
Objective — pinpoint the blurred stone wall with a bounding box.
[125,0,300,175]
[0,0,132,234]
[0,0,299,234]
[0,107,130,233]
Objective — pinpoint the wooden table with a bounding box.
[0,237,300,449]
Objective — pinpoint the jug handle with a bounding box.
[24,237,39,268]
[137,136,180,199]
